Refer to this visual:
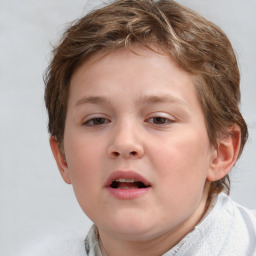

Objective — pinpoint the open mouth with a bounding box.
[106,171,151,199]
[106,171,151,190]
[110,178,148,189]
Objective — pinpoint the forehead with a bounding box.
[73,45,182,78]
[71,45,193,86]
[69,46,199,110]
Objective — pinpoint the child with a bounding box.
[43,0,256,255]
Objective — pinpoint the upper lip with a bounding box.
[105,170,151,187]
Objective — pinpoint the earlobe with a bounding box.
[207,125,241,182]
[49,136,71,184]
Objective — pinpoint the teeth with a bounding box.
[121,187,137,189]
[115,178,135,183]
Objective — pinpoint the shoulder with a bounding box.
[231,196,256,234]
[20,231,87,256]
[218,193,256,227]
[215,193,256,234]
[232,197,256,220]
[178,193,256,255]
[213,193,256,254]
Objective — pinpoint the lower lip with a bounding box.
[106,187,150,200]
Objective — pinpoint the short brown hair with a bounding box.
[44,0,248,195]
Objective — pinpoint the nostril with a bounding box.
[130,151,137,156]
[113,152,120,157]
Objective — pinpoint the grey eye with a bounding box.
[84,118,109,126]
[148,117,171,124]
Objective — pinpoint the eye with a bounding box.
[147,116,173,125]
[83,117,110,126]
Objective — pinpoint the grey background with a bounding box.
[0,0,255,255]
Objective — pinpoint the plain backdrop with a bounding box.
[0,0,255,255]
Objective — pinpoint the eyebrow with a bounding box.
[74,94,189,108]
[75,96,110,107]
[139,95,189,108]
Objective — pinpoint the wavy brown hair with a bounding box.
[44,0,248,196]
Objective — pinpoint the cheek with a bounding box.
[151,130,212,190]
[151,135,211,218]
[64,128,103,171]
[63,134,104,200]
[66,145,102,186]
[65,150,102,219]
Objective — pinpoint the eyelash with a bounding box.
[83,116,173,127]
[146,116,173,125]
[83,117,110,126]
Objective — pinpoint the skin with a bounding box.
[50,46,240,256]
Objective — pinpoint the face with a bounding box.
[57,47,217,242]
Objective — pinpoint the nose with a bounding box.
[108,122,144,160]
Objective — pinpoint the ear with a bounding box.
[49,136,71,184]
[207,125,241,182]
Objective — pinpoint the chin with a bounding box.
[99,213,160,241]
